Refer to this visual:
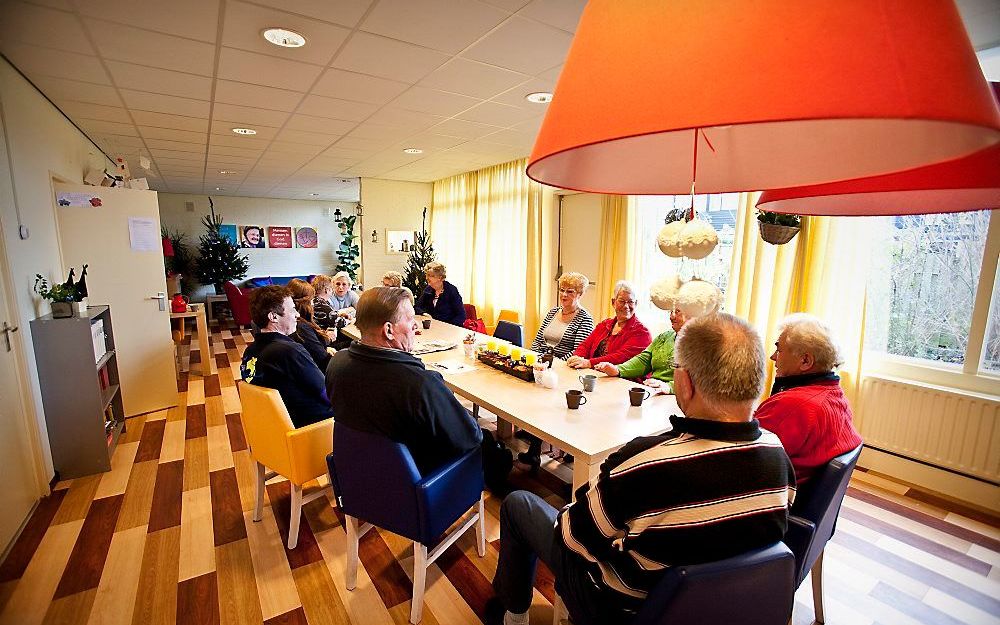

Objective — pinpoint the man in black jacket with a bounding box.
[240,286,333,427]
[325,286,481,475]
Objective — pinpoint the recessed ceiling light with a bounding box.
[310,193,320,196]
[231,127,256,135]
[403,148,423,154]
[526,91,553,104]
[219,170,238,174]
[262,27,306,48]
[215,187,225,191]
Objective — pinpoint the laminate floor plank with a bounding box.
[134,419,166,463]
[216,539,264,625]
[243,508,301,621]
[0,520,84,625]
[115,461,158,532]
[179,487,216,582]
[93,441,138,500]
[0,490,67,583]
[85,524,146,625]
[130,526,181,625]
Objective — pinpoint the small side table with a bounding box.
[205,294,229,327]
[170,303,216,376]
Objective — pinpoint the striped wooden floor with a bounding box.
[0,322,997,625]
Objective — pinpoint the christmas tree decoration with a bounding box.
[195,198,249,293]
[403,207,437,296]
[649,273,683,311]
[677,218,719,259]
[676,279,722,318]
[335,212,361,281]
[656,220,685,257]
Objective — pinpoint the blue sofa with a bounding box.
[243,275,315,288]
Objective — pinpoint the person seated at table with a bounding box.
[325,286,482,475]
[287,279,336,371]
[414,262,466,327]
[756,313,863,485]
[329,271,360,319]
[240,286,333,428]
[594,307,689,391]
[487,313,796,625]
[382,270,404,287]
[310,274,338,330]
[567,280,652,370]
[530,272,596,360]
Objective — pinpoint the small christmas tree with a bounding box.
[195,198,249,293]
[403,207,437,296]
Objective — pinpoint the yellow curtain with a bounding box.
[430,158,544,331]
[726,193,872,402]
[596,195,633,320]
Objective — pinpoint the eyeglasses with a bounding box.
[672,362,684,369]
[558,288,579,295]
[614,298,637,306]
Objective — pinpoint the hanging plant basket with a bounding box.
[758,221,801,245]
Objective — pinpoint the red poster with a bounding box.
[268,226,293,248]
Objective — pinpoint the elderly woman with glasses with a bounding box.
[595,307,690,392]
[530,272,596,360]
[567,280,652,370]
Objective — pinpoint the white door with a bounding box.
[54,182,177,417]
[0,239,41,551]
[559,193,602,314]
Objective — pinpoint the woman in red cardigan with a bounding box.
[567,280,652,370]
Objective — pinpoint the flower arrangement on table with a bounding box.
[477,340,536,382]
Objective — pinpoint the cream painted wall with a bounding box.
[0,57,113,482]
[158,193,354,299]
[359,178,433,287]
[558,193,603,316]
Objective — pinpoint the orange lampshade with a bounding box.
[527,0,1000,195]
[757,84,1000,215]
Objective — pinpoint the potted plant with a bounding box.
[757,210,802,245]
[335,214,361,282]
[34,274,78,318]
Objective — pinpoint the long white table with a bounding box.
[343,318,677,491]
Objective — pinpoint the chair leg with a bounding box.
[811,549,826,624]
[253,462,265,522]
[475,493,487,557]
[410,542,428,624]
[287,483,303,549]
[346,515,360,591]
[473,404,480,419]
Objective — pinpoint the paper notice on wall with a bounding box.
[128,216,159,252]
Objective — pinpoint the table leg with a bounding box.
[195,311,216,376]
[571,457,600,493]
[497,418,513,439]
[206,301,215,327]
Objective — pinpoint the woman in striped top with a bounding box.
[529,272,595,359]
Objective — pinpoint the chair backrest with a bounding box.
[494,320,523,347]
[464,303,478,321]
[223,281,252,326]
[328,423,423,542]
[238,383,294,472]
[497,309,520,325]
[786,444,862,584]
[631,543,795,625]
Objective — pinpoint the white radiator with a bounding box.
[857,375,1000,484]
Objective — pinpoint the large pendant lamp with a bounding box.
[757,84,1000,215]
[526,0,1000,195]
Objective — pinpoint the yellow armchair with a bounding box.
[239,383,333,548]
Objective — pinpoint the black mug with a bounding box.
[566,389,588,409]
[629,387,651,406]
[422,319,432,329]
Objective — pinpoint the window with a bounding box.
[980,257,1000,373]
[631,194,739,330]
[864,210,991,367]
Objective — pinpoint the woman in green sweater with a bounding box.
[594,308,688,392]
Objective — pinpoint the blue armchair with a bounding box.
[783,444,863,624]
[629,542,795,625]
[327,423,486,624]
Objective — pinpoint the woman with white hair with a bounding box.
[329,271,360,319]
[567,280,652,370]
[381,270,404,288]
[415,262,466,326]
[530,272,596,360]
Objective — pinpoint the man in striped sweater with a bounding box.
[488,313,796,625]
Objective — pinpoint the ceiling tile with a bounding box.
[480,0,530,10]
[517,0,586,33]
[267,141,326,156]
[388,86,481,116]
[84,18,216,75]
[336,135,396,152]
[214,80,305,112]
[398,133,467,151]
[139,126,209,143]
[456,100,538,126]
[419,57,528,99]
[221,1,350,65]
[536,63,562,82]
[346,122,413,141]
[427,117,503,139]
[58,101,131,124]
[131,110,209,132]
[311,68,409,105]
[209,133,271,149]
[212,103,290,128]
[93,134,147,148]
[32,76,121,107]
[320,146,375,159]
[105,61,213,100]
[120,89,210,117]
[78,120,138,136]
[217,47,323,91]
[247,0,373,28]
[143,138,206,153]
[284,114,357,135]
[274,129,341,146]
[77,0,220,42]
[152,148,210,160]
[332,31,449,83]
[1,42,108,84]
[462,15,572,74]
[207,144,265,157]
[296,94,378,122]
[361,0,508,54]
[364,107,443,130]
[478,127,536,148]
[0,2,93,54]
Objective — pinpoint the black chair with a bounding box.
[627,542,795,625]
[494,320,523,347]
[327,423,486,624]
[783,444,863,624]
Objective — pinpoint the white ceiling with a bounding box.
[0,0,997,202]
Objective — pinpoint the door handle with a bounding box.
[1,321,18,352]
[149,292,167,311]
